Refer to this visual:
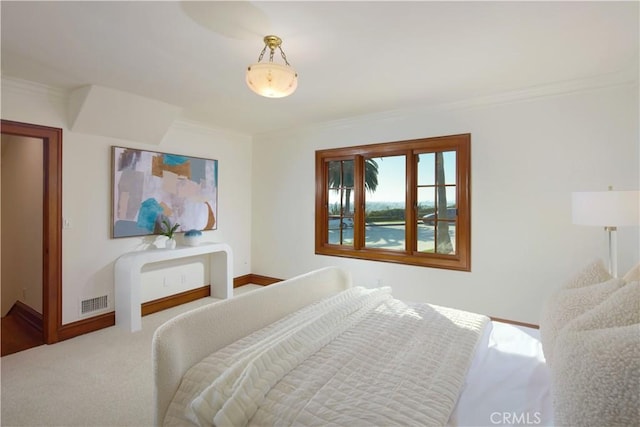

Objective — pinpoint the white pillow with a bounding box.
[564,259,611,289]
[539,277,623,365]
[553,325,640,427]
[623,262,640,283]
[552,282,640,426]
[564,281,639,330]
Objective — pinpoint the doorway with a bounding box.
[1,134,44,355]
[0,120,62,347]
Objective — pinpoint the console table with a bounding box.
[115,242,233,332]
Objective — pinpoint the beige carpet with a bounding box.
[1,285,262,427]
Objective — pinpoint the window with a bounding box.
[315,134,471,271]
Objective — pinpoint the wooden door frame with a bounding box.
[1,119,62,344]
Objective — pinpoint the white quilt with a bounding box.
[164,287,489,427]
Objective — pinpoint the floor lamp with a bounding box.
[572,189,640,278]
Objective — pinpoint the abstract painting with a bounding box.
[112,146,218,238]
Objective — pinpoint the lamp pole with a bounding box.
[605,226,618,277]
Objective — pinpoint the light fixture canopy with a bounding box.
[246,35,298,98]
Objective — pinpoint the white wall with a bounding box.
[2,76,637,327]
[251,81,640,324]
[1,135,44,316]
[1,78,253,325]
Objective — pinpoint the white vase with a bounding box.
[165,238,177,249]
[184,235,202,246]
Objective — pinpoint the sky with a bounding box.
[365,153,456,204]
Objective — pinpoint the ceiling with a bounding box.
[1,1,638,136]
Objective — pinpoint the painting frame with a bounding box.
[111,146,218,238]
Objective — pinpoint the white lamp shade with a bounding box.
[246,63,298,98]
[572,190,640,226]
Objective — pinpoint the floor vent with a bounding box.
[81,295,108,315]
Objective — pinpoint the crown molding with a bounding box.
[4,66,637,142]
[437,66,638,113]
[257,66,639,140]
[1,76,68,102]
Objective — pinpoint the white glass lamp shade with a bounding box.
[246,62,298,98]
[572,190,640,226]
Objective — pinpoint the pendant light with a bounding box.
[246,35,298,98]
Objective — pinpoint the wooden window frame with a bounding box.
[315,134,471,271]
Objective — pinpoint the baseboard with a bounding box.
[490,316,539,329]
[56,274,283,342]
[143,275,284,314]
[58,273,537,342]
[240,277,536,328]
[234,273,282,287]
[57,311,116,342]
[57,286,211,340]
[8,300,43,333]
[141,285,210,316]
[233,274,253,287]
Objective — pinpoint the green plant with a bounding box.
[159,219,180,239]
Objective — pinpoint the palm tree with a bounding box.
[328,159,379,215]
[435,152,453,254]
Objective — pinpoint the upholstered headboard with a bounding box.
[152,266,352,426]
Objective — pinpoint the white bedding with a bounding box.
[451,322,553,426]
[164,287,490,426]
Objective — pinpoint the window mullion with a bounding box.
[406,151,416,253]
[353,155,365,249]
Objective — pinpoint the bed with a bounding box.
[152,263,639,426]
